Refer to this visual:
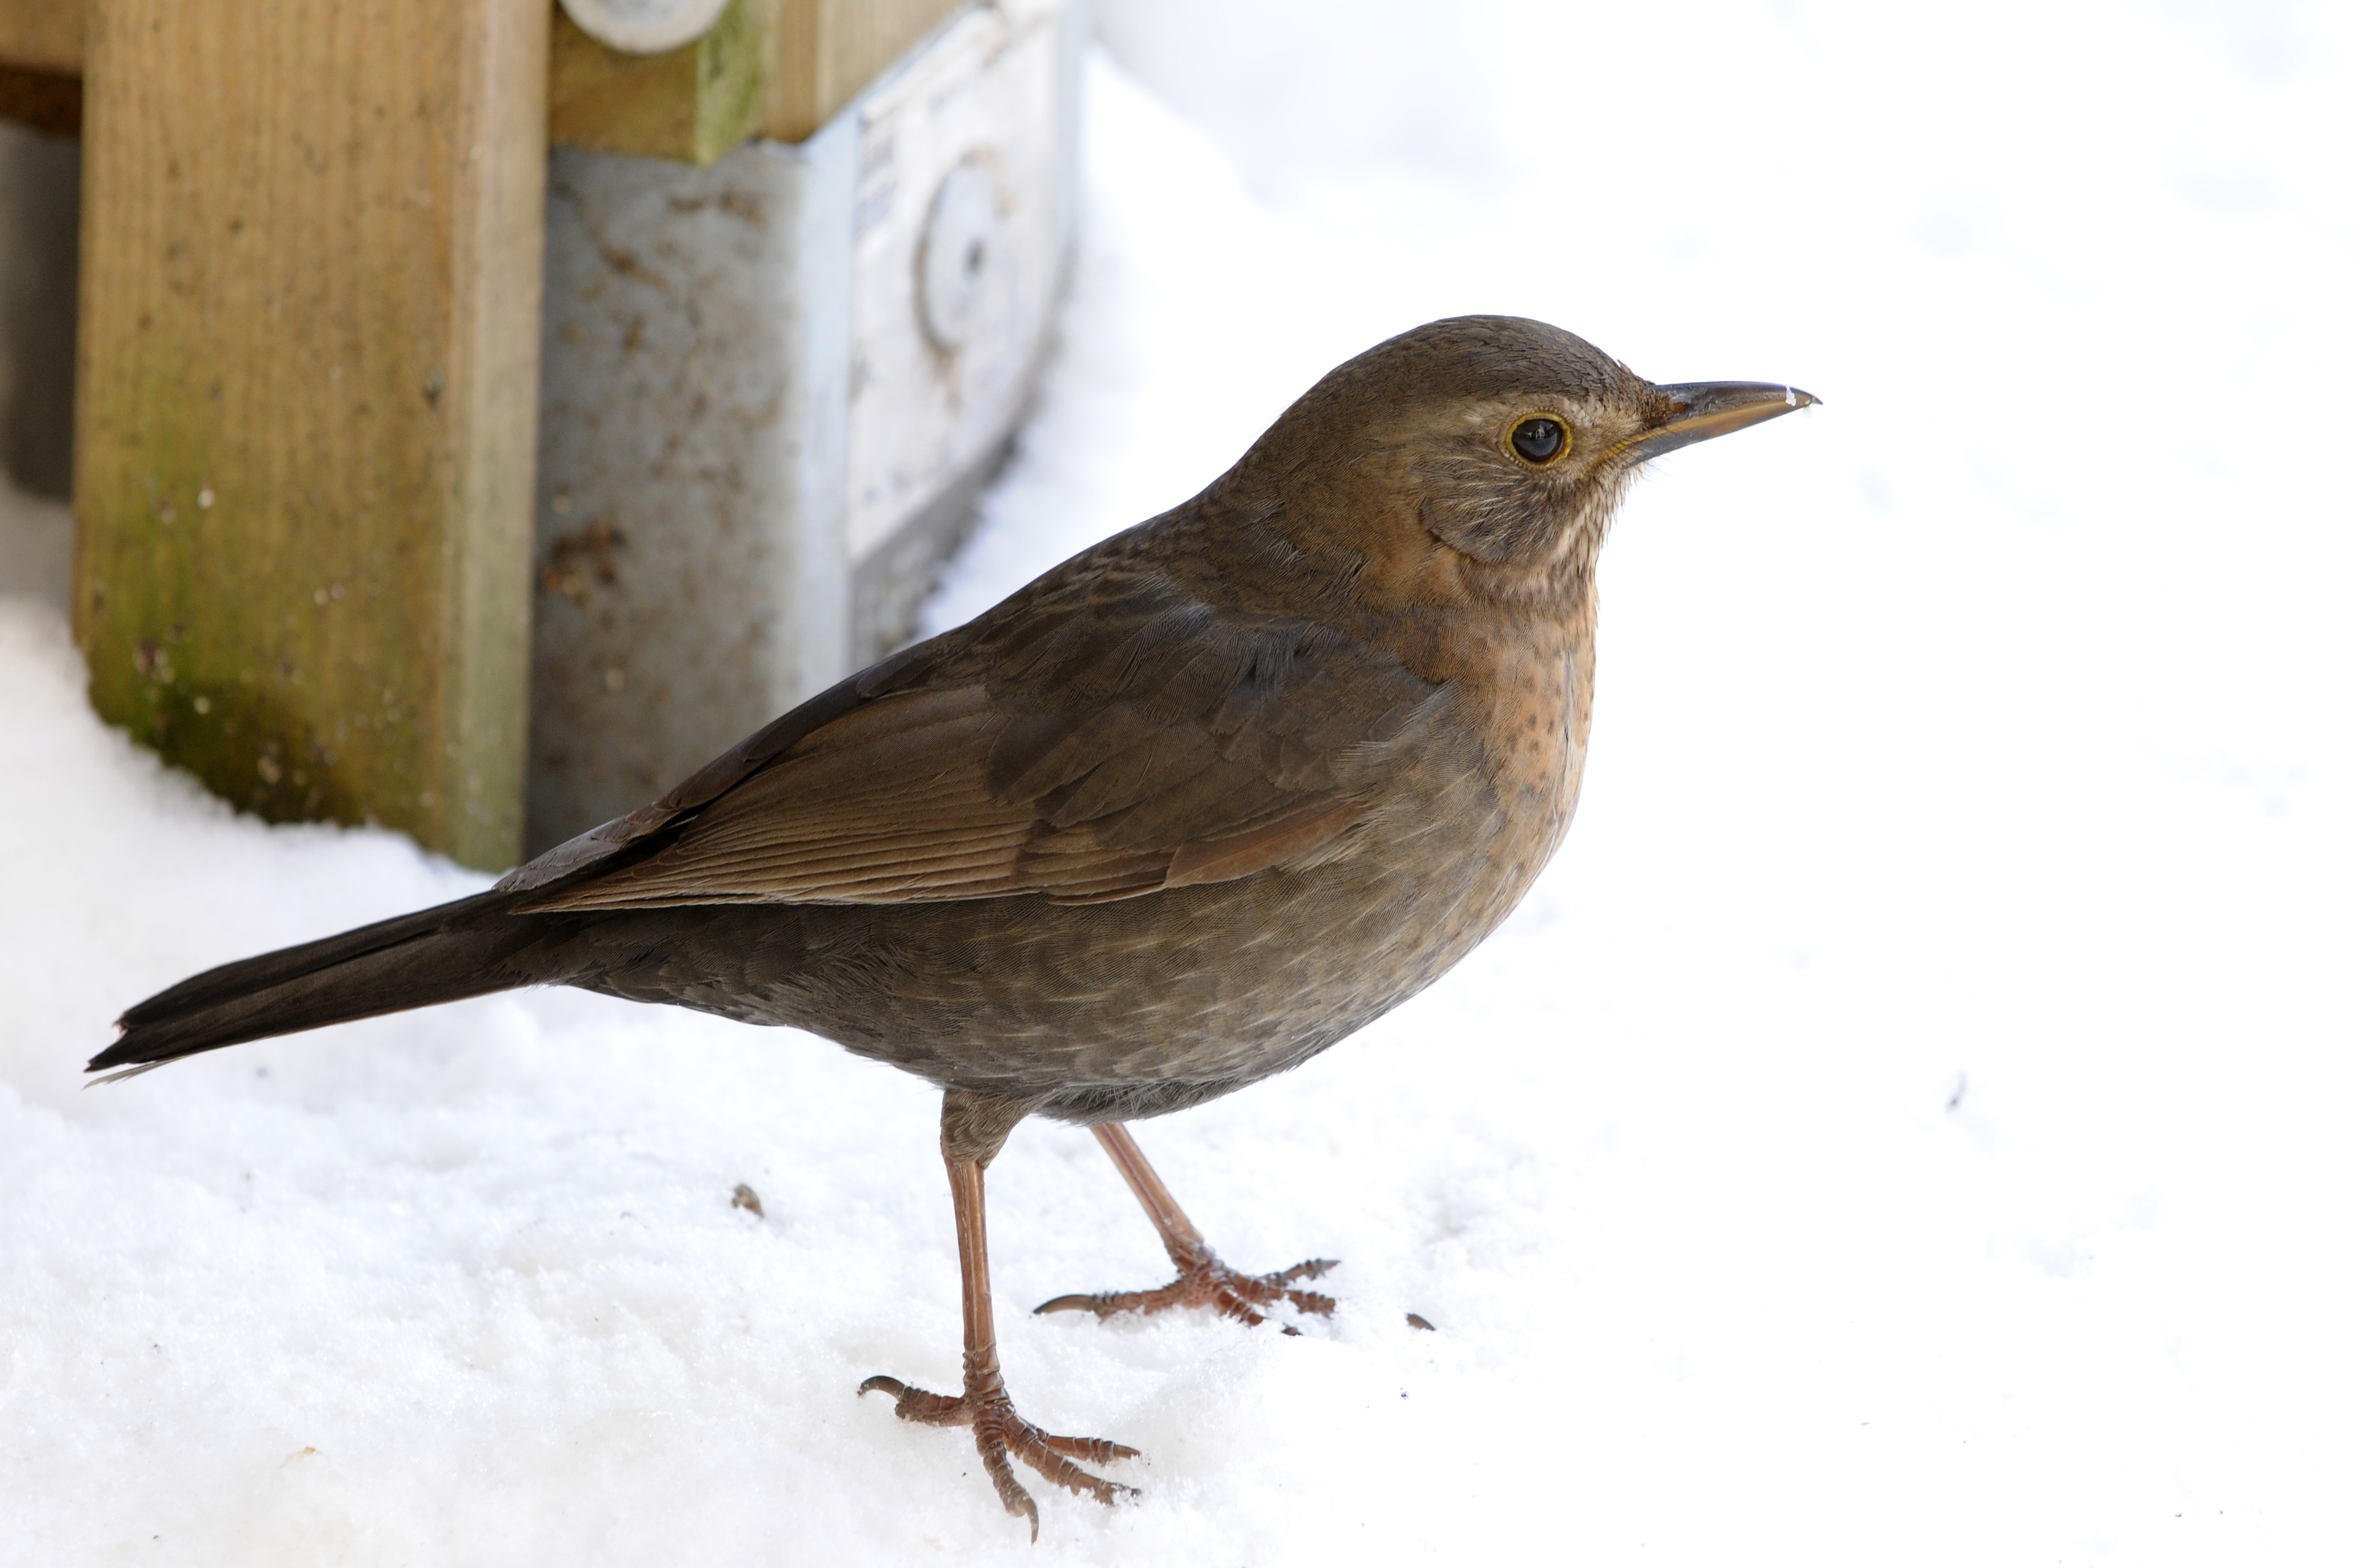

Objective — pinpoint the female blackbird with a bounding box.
[92,315,1814,1535]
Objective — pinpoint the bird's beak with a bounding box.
[1618,380,1820,464]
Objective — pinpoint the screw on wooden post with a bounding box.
[70,0,552,870]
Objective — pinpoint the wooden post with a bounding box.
[71,0,552,870]
[0,0,84,75]
[547,0,774,167]
[765,0,962,143]
[547,0,968,165]
[4,2,974,161]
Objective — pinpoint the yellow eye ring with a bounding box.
[1505,413,1570,466]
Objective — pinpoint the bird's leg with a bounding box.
[1035,1121,1339,1331]
[861,1091,1138,1539]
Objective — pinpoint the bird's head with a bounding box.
[1214,315,1815,613]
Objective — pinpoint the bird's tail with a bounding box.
[88,891,570,1079]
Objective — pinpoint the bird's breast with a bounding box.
[1393,592,1596,859]
[1321,603,1595,1019]
[1424,619,1593,929]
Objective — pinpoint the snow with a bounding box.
[6,2,2359,1561]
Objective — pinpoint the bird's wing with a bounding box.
[514,560,1445,911]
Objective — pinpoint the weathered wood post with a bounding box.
[68,0,553,870]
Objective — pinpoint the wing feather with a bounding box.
[520,555,1445,914]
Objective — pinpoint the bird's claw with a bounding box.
[859,1371,1139,1540]
[1037,1253,1339,1332]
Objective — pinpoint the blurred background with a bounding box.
[3,2,2356,1562]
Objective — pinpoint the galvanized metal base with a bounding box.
[528,0,1079,853]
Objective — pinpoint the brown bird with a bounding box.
[90,315,1814,1536]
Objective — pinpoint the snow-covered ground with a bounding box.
[6,3,2358,1561]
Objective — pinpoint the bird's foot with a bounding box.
[858,1366,1139,1540]
[1036,1250,1339,1333]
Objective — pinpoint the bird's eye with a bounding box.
[1510,416,1567,465]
